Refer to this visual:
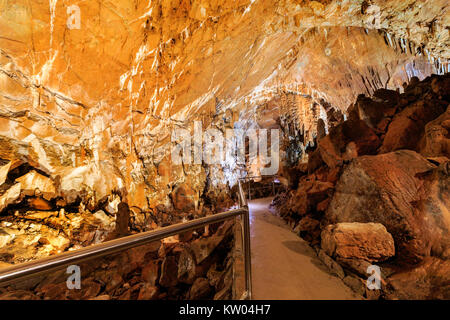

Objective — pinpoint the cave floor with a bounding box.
[249,197,360,300]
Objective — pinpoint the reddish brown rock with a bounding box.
[137,284,159,300]
[326,150,448,264]
[115,202,130,237]
[171,184,196,212]
[141,260,160,286]
[0,290,39,300]
[190,221,234,264]
[294,216,321,244]
[419,105,450,159]
[159,256,178,287]
[336,258,373,278]
[353,91,398,131]
[317,250,345,279]
[188,277,213,300]
[177,248,196,284]
[385,257,450,300]
[318,119,380,168]
[380,98,447,154]
[289,178,335,217]
[321,223,395,263]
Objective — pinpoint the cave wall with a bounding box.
[0,0,448,212]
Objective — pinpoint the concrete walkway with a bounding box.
[249,197,359,300]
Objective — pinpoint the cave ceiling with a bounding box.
[0,0,449,208]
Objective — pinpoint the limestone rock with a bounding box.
[0,230,15,249]
[137,284,159,300]
[0,183,21,212]
[353,91,398,131]
[15,170,56,201]
[178,248,196,284]
[321,223,395,263]
[318,119,380,168]
[419,105,450,159]
[188,277,213,300]
[380,98,447,154]
[336,258,373,278]
[159,256,178,287]
[93,210,115,229]
[317,250,345,279]
[385,257,450,300]
[295,216,321,244]
[27,198,53,211]
[343,275,366,296]
[172,184,196,212]
[0,159,11,186]
[326,150,448,264]
[141,261,160,286]
[190,221,234,264]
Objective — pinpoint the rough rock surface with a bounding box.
[0,0,448,215]
[326,150,447,264]
[273,75,450,300]
[321,223,395,263]
[0,219,236,300]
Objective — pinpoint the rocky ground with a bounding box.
[273,73,450,300]
[0,219,237,300]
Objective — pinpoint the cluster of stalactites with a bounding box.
[382,31,449,75]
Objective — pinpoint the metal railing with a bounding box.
[240,175,283,200]
[0,180,252,300]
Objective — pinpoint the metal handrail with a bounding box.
[239,175,281,200]
[0,181,252,300]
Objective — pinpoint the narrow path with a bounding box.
[249,197,359,300]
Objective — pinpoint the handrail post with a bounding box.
[238,179,252,300]
[243,204,252,300]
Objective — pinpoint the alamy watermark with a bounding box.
[171,121,279,176]
[66,5,81,30]
[366,265,382,290]
[66,265,81,290]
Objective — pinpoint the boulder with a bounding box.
[336,258,373,278]
[178,248,196,284]
[317,250,345,279]
[188,277,213,300]
[380,98,447,154]
[159,256,178,287]
[385,257,450,300]
[353,91,398,131]
[190,221,233,264]
[321,223,395,262]
[326,150,449,264]
[318,119,380,168]
[294,216,321,244]
[289,179,334,217]
[137,284,159,300]
[418,105,450,158]
[141,260,160,286]
[343,275,366,296]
